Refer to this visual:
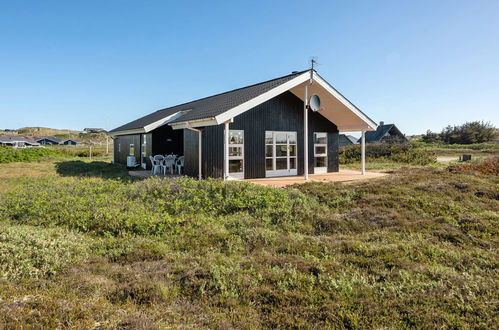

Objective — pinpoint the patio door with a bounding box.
[314,132,328,174]
[228,130,244,179]
[265,131,297,177]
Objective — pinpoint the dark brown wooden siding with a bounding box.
[113,134,141,166]
[231,91,339,178]
[183,91,339,179]
[151,125,184,157]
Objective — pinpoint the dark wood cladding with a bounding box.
[229,91,339,179]
[151,125,183,157]
[183,126,224,178]
[113,134,140,166]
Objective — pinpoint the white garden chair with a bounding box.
[176,156,184,174]
[152,155,165,175]
[163,155,176,175]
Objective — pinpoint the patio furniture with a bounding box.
[163,155,176,174]
[151,155,165,175]
[176,156,184,174]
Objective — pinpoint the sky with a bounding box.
[0,0,498,135]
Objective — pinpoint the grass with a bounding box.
[0,157,497,328]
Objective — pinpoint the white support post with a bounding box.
[304,84,309,180]
[224,121,230,181]
[361,130,366,175]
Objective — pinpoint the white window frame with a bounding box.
[314,132,328,174]
[265,131,298,177]
[228,130,244,179]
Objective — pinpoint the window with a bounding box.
[129,144,135,156]
[313,132,327,174]
[228,130,244,178]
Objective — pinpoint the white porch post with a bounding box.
[361,130,366,175]
[224,121,230,181]
[304,84,309,180]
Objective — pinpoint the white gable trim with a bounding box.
[214,72,310,124]
[312,72,377,130]
[171,71,376,131]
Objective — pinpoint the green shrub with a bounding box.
[0,225,90,280]
[0,177,318,237]
[339,143,437,165]
[0,146,61,163]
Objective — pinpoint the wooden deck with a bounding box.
[246,169,388,187]
[129,169,388,187]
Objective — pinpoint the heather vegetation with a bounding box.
[0,157,497,328]
[0,145,110,164]
[339,142,437,165]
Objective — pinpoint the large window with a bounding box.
[314,132,327,174]
[228,130,244,178]
[265,131,297,177]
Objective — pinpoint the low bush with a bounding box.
[0,177,318,237]
[340,143,436,165]
[0,146,60,163]
[0,225,91,280]
[448,156,499,176]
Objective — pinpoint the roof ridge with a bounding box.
[152,69,309,114]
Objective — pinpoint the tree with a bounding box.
[423,121,497,144]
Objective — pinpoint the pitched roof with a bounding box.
[360,124,406,143]
[0,136,40,145]
[109,70,308,133]
[35,136,61,143]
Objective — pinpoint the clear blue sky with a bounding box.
[1,0,498,135]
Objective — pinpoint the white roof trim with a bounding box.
[171,71,376,131]
[109,110,189,136]
[312,72,377,130]
[170,117,218,130]
[214,72,310,124]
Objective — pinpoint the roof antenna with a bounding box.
[309,56,319,83]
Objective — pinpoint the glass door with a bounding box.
[228,130,244,179]
[314,132,328,174]
[265,131,297,177]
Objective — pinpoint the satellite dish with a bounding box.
[309,94,321,112]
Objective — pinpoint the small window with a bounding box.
[129,144,135,156]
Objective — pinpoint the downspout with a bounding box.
[187,125,202,180]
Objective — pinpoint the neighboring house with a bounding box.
[36,136,61,145]
[109,69,377,180]
[0,136,41,148]
[359,122,408,144]
[83,128,106,133]
[338,134,358,147]
[60,139,82,146]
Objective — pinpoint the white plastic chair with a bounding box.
[163,156,176,175]
[176,156,184,174]
[152,155,165,175]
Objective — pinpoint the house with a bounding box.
[109,70,377,180]
[35,136,61,145]
[0,136,41,148]
[60,139,82,146]
[358,122,408,144]
[338,134,358,147]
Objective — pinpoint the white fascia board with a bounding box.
[313,73,378,130]
[143,111,188,132]
[338,125,372,132]
[107,128,145,137]
[169,118,218,130]
[214,72,310,124]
